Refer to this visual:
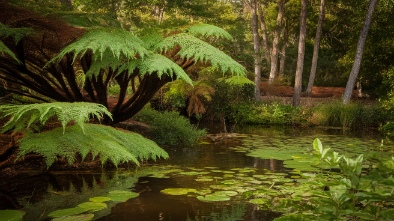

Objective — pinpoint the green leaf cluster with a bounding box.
[17,123,168,167]
[0,102,112,133]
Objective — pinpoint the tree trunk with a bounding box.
[257,2,271,65]
[268,0,285,84]
[342,0,378,104]
[292,0,308,107]
[249,0,262,100]
[306,0,325,95]
[279,24,288,77]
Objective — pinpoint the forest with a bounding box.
[1,0,394,220]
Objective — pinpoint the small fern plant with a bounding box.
[0,102,168,168]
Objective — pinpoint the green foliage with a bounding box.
[133,107,206,146]
[154,33,246,76]
[17,123,168,167]
[229,102,303,125]
[0,102,112,134]
[185,23,233,40]
[0,23,32,62]
[310,101,386,128]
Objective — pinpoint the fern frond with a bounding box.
[154,33,246,76]
[219,76,255,86]
[17,124,169,168]
[186,23,233,40]
[0,23,33,44]
[48,28,150,67]
[125,54,193,85]
[0,102,112,134]
[0,41,19,62]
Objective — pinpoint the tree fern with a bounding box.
[154,33,246,76]
[220,76,255,87]
[185,23,233,40]
[124,53,192,85]
[0,23,32,62]
[0,102,112,133]
[48,28,150,71]
[17,124,169,168]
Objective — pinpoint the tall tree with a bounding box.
[268,0,285,84]
[342,0,379,104]
[279,21,288,76]
[292,0,308,106]
[245,0,262,100]
[257,1,271,65]
[306,0,325,95]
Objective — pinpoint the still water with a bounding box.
[1,126,392,221]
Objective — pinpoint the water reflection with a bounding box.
[0,125,391,221]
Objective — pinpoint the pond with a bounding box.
[1,126,394,221]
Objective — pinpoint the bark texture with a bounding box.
[342,0,378,104]
[292,0,308,107]
[268,0,285,84]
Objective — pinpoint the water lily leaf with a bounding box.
[215,191,238,196]
[197,194,230,202]
[107,190,139,202]
[48,207,88,218]
[160,188,197,195]
[77,202,107,212]
[179,171,209,176]
[249,198,267,205]
[195,178,214,182]
[89,196,112,203]
[52,214,94,221]
[0,210,25,221]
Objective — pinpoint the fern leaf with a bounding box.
[17,124,169,168]
[154,33,246,76]
[186,23,233,40]
[125,54,193,85]
[0,102,112,134]
[0,41,20,62]
[0,23,33,44]
[220,76,255,86]
[48,28,150,69]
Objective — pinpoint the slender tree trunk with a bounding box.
[292,0,308,107]
[279,24,288,77]
[342,0,378,104]
[268,0,285,84]
[306,0,325,95]
[249,0,262,100]
[257,2,271,65]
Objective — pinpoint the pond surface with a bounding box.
[1,126,393,221]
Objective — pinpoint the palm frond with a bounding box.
[48,28,150,66]
[125,54,193,85]
[186,23,233,40]
[17,124,169,167]
[0,102,112,134]
[154,33,246,76]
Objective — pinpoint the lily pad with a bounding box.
[52,214,94,221]
[0,210,25,221]
[107,190,139,202]
[160,188,197,195]
[77,202,107,212]
[249,198,268,205]
[197,194,230,202]
[89,196,111,203]
[48,207,88,218]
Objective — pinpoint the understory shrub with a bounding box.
[310,101,386,129]
[229,102,304,125]
[133,107,206,146]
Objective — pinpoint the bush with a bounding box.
[133,107,206,146]
[309,101,386,129]
[229,102,304,125]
